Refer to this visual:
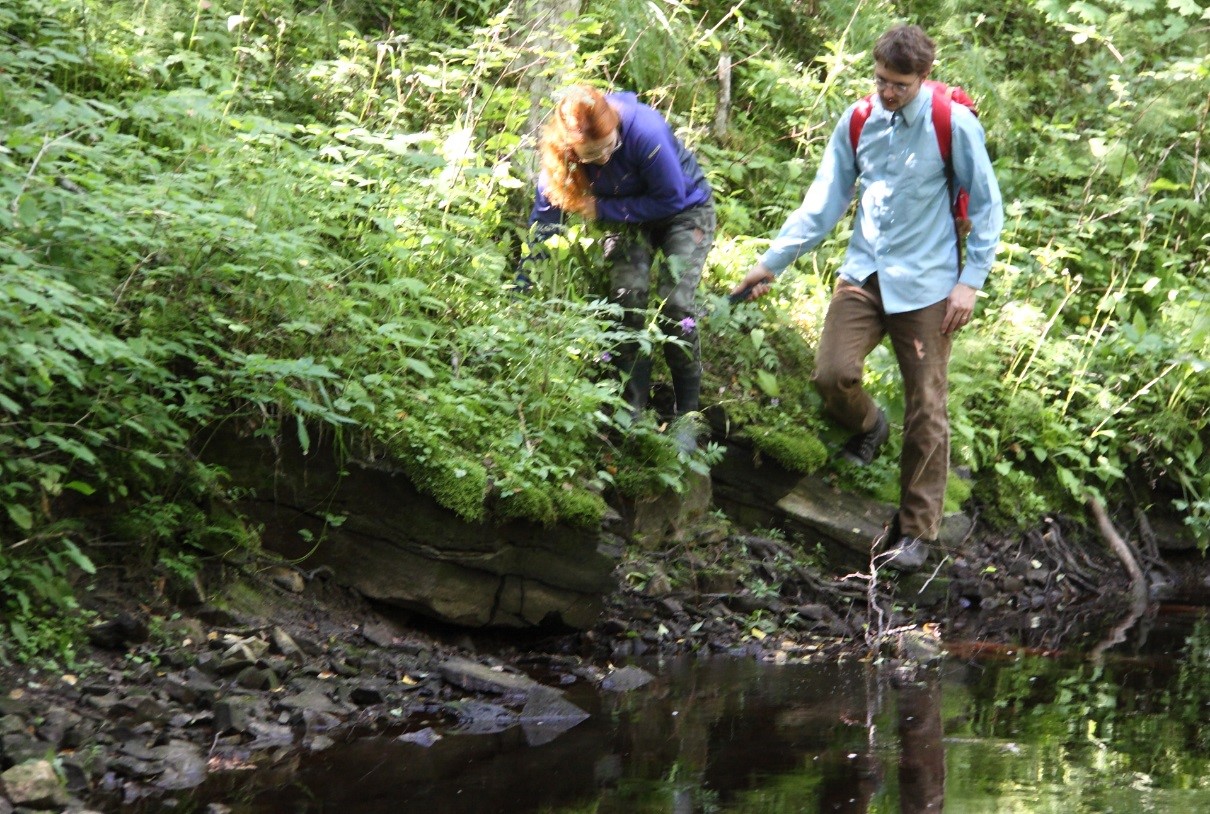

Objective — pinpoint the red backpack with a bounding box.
[848,80,977,238]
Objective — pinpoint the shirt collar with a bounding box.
[875,83,929,126]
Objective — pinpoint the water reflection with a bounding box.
[147,613,1210,814]
[815,669,944,814]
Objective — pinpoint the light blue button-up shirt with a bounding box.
[760,85,1004,314]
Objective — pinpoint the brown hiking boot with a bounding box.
[840,408,889,466]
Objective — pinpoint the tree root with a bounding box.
[1087,495,1149,605]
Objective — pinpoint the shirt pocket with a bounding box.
[904,151,947,204]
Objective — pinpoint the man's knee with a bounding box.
[812,360,860,397]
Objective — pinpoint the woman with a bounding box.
[524,85,715,426]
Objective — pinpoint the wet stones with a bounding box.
[3,587,598,811]
[1,759,67,809]
[85,612,150,651]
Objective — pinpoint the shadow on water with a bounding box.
[144,609,1210,813]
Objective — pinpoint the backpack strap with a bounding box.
[924,80,978,246]
[927,80,954,164]
[847,83,976,256]
[850,81,974,165]
[848,94,876,155]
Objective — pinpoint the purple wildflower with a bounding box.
[600,351,613,363]
[678,317,696,335]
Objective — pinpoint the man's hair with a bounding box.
[873,25,935,76]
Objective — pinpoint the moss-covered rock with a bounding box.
[553,486,608,529]
[944,473,973,514]
[614,427,682,498]
[749,427,828,475]
[400,453,488,523]
[494,486,557,527]
[872,468,974,515]
[980,467,1050,529]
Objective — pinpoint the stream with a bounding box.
[139,608,1209,813]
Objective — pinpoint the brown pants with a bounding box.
[813,276,952,540]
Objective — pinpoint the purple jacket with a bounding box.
[529,92,711,228]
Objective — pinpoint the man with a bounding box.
[732,25,1004,571]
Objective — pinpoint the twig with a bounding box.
[10,118,118,217]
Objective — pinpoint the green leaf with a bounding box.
[1167,0,1202,17]
[16,197,39,226]
[61,540,97,575]
[1148,177,1184,193]
[296,414,311,455]
[6,503,33,531]
[403,357,435,378]
[755,370,780,398]
[0,392,22,414]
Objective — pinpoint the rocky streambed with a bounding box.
[6,498,1204,813]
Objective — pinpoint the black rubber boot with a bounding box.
[669,367,701,416]
[618,353,654,419]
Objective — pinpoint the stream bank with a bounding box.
[1,441,1205,812]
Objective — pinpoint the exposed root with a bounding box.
[1088,495,1148,605]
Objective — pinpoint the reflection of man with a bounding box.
[897,672,945,813]
[815,670,945,813]
[734,24,1004,571]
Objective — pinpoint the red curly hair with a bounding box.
[539,85,621,215]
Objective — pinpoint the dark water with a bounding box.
[151,611,1210,813]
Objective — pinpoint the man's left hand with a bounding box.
[942,283,978,335]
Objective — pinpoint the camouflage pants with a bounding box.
[602,201,715,416]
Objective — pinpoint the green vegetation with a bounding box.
[750,427,829,475]
[1,0,1206,660]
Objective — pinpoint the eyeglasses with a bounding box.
[574,132,621,163]
[874,75,920,95]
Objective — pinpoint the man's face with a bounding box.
[874,61,925,111]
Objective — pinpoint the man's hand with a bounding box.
[731,265,776,301]
[942,282,978,335]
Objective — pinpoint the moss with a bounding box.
[553,486,607,529]
[981,467,1050,529]
[872,470,974,515]
[401,453,488,523]
[944,473,973,514]
[190,506,260,555]
[214,578,270,618]
[494,486,557,527]
[614,427,681,498]
[873,478,898,506]
[750,427,828,474]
